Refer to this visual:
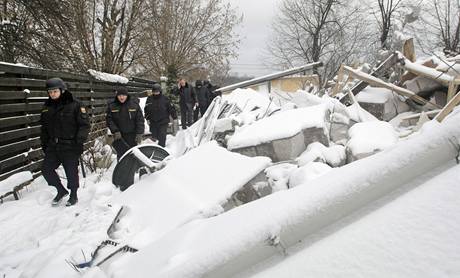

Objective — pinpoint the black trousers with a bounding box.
[193,104,208,122]
[113,133,137,160]
[42,150,80,190]
[150,123,168,147]
[180,103,194,129]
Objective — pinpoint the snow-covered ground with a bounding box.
[1,88,460,278]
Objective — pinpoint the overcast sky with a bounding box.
[227,0,283,77]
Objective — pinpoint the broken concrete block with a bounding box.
[357,87,410,121]
[345,121,398,163]
[271,131,306,161]
[302,126,329,147]
[231,127,329,162]
[228,105,331,162]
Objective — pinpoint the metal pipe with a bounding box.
[216,62,323,93]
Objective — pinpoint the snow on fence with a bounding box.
[0,62,155,182]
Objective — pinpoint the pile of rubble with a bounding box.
[186,49,460,207]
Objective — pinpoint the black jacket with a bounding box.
[195,85,211,107]
[173,83,197,107]
[145,93,177,125]
[40,91,90,154]
[106,95,145,135]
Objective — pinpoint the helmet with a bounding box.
[46,77,67,91]
[152,83,162,93]
[195,80,202,87]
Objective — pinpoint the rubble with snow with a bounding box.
[2,50,460,278]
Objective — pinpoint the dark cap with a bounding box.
[114,86,128,96]
[152,83,162,93]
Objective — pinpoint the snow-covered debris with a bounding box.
[357,86,410,121]
[288,162,332,188]
[346,121,398,162]
[223,88,279,115]
[297,142,346,167]
[264,163,297,192]
[88,69,129,84]
[357,87,396,104]
[239,164,460,278]
[0,171,33,196]
[109,111,460,278]
[111,141,271,248]
[227,104,330,150]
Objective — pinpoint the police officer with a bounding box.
[193,80,211,122]
[40,77,90,206]
[145,84,177,147]
[106,86,145,160]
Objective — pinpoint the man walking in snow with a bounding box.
[106,86,145,160]
[145,84,177,147]
[40,77,90,206]
[172,78,197,129]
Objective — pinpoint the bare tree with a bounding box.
[376,0,405,49]
[139,0,241,80]
[6,0,146,74]
[268,0,370,87]
[431,0,460,55]
[0,0,29,63]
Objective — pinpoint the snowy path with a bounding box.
[0,171,121,278]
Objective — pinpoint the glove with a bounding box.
[135,134,142,144]
[114,132,122,140]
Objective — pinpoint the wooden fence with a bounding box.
[0,63,155,181]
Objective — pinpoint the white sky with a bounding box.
[227,0,283,77]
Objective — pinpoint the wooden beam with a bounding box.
[350,52,400,95]
[331,64,345,96]
[435,91,460,122]
[447,80,459,101]
[343,66,442,109]
[399,57,455,86]
[402,38,416,62]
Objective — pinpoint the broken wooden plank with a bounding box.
[343,65,442,109]
[447,80,459,101]
[400,110,440,126]
[398,56,455,86]
[435,91,460,122]
[350,52,399,95]
[403,38,416,63]
[331,64,345,96]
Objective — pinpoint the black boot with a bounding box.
[52,185,69,206]
[66,189,78,206]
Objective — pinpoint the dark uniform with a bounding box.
[205,80,221,102]
[173,81,197,129]
[193,80,211,122]
[40,77,90,206]
[106,87,145,160]
[145,84,177,147]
